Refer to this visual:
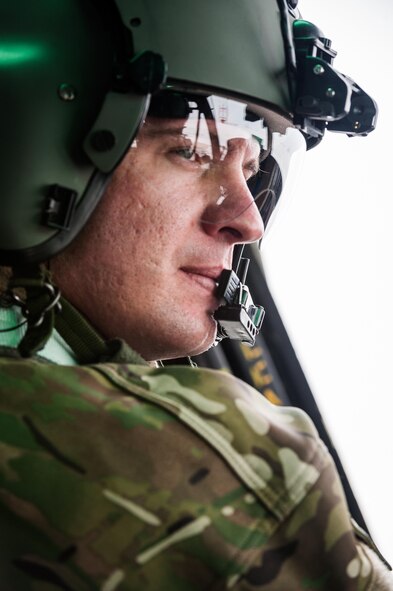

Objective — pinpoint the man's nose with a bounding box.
[201,163,264,245]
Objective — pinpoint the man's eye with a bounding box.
[173,147,194,160]
[169,145,212,169]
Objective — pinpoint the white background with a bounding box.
[263,0,393,559]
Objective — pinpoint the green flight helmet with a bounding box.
[0,0,377,265]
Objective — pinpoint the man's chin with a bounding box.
[187,316,218,356]
[154,319,217,362]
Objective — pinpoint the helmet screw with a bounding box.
[58,83,76,101]
[130,17,142,27]
[353,121,361,130]
[326,87,336,98]
[90,130,116,152]
[313,64,325,75]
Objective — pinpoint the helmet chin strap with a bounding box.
[3,245,262,359]
[3,259,263,360]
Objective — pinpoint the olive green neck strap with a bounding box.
[54,297,147,365]
[54,296,108,364]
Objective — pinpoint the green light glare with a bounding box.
[0,43,45,67]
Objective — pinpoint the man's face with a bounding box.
[53,116,264,361]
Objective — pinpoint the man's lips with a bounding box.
[180,267,224,294]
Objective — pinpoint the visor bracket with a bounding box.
[115,50,167,94]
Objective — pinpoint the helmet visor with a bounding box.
[128,90,306,241]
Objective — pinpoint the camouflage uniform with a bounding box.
[0,347,391,590]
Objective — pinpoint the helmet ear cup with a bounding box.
[0,1,115,263]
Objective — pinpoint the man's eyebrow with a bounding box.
[142,125,186,138]
[143,122,218,142]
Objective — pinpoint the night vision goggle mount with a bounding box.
[293,20,377,148]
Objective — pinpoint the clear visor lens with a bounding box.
[129,91,306,243]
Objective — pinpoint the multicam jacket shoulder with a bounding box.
[0,355,390,590]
